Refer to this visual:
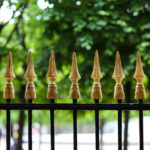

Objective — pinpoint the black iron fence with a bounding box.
[0,50,147,150]
[0,98,147,150]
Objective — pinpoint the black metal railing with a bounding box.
[0,99,147,150]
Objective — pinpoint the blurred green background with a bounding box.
[0,0,150,149]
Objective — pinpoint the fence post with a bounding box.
[46,50,58,150]
[133,51,146,150]
[69,52,81,150]
[24,51,37,150]
[3,52,16,150]
[112,51,125,150]
[91,50,103,150]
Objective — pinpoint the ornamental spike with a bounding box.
[24,51,37,99]
[46,50,58,79]
[4,52,16,80]
[91,50,103,99]
[112,51,125,100]
[133,51,145,82]
[69,52,81,99]
[3,52,16,99]
[24,51,37,81]
[134,51,146,99]
[112,51,125,82]
[46,50,58,99]
[91,50,103,81]
[69,52,81,81]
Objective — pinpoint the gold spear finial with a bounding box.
[3,52,16,99]
[133,51,146,99]
[69,52,81,80]
[133,51,145,81]
[46,50,58,78]
[112,51,125,81]
[24,51,36,80]
[91,50,103,99]
[69,52,81,99]
[46,50,58,99]
[112,51,125,99]
[24,51,37,99]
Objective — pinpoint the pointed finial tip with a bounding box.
[50,50,55,58]
[29,50,32,56]
[49,49,55,61]
[133,51,145,80]
[91,50,103,80]
[73,52,76,56]
[4,51,16,79]
[46,49,58,78]
[116,50,120,56]
[72,52,77,61]
[95,50,99,56]
[137,51,140,56]
[24,50,37,79]
[69,51,81,80]
[112,51,125,80]
[51,49,54,54]
[8,51,12,58]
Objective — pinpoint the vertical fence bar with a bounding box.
[24,51,37,150]
[118,99,122,150]
[69,52,81,150]
[91,51,102,150]
[6,99,11,150]
[28,99,32,150]
[133,51,145,150]
[95,99,99,150]
[3,52,16,150]
[46,50,58,150]
[112,51,124,150]
[50,99,55,150]
[73,99,77,150]
[24,51,36,150]
[139,99,144,150]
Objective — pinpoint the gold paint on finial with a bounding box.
[3,52,16,99]
[133,51,146,99]
[69,52,81,99]
[24,51,37,99]
[112,51,125,99]
[91,50,103,99]
[133,51,145,81]
[46,50,58,99]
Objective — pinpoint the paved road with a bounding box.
[1,133,150,150]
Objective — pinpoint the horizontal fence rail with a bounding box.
[0,102,150,110]
[0,50,147,150]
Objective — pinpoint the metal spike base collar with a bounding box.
[135,83,146,99]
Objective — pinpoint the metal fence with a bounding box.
[0,50,146,150]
